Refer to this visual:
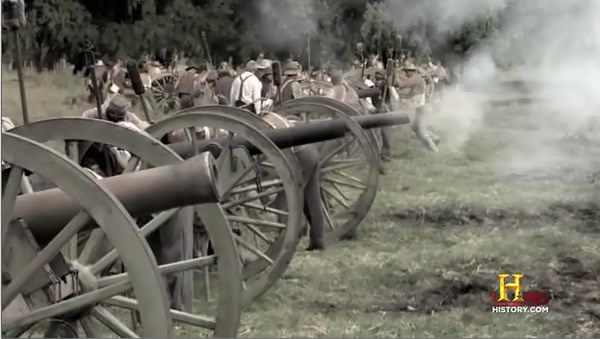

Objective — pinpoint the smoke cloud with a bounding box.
[387,0,600,179]
[253,0,318,51]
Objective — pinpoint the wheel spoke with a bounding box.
[222,187,284,209]
[78,229,106,265]
[1,166,24,248]
[92,306,139,338]
[323,176,367,191]
[322,201,336,231]
[227,215,286,230]
[2,210,91,310]
[80,316,102,338]
[220,159,259,200]
[90,209,178,275]
[330,170,365,185]
[96,256,216,288]
[319,138,355,167]
[228,179,283,195]
[321,186,352,210]
[240,202,288,217]
[233,234,274,265]
[321,159,365,173]
[2,281,131,331]
[104,296,217,329]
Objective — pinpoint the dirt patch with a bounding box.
[366,278,492,314]
[382,202,600,229]
[363,255,598,316]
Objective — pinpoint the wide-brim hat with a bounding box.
[185,65,199,72]
[402,63,417,71]
[283,62,300,75]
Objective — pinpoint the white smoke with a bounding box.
[387,0,600,178]
[254,0,317,51]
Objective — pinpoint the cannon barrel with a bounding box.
[169,111,409,158]
[356,87,381,99]
[13,153,219,242]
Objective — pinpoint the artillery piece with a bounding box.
[3,110,409,338]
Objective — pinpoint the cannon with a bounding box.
[4,108,409,339]
[166,111,408,158]
[2,130,243,338]
[142,106,409,302]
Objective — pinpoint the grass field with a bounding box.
[3,68,600,338]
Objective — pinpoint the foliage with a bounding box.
[2,0,501,71]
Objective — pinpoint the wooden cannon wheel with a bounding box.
[172,105,306,306]
[1,132,171,338]
[146,110,304,307]
[150,73,180,113]
[274,98,381,243]
[10,118,243,337]
[284,95,384,155]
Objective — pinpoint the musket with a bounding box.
[201,31,213,68]
[82,40,105,121]
[356,42,365,79]
[306,34,312,79]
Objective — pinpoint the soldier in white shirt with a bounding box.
[230,60,263,114]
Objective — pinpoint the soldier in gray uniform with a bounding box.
[80,96,194,312]
[175,65,199,109]
[261,113,325,251]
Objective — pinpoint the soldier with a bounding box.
[370,69,394,169]
[82,94,150,130]
[230,60,263,114]
[80,94,194,312]
[256,66,276,110]
[395,63,440,152]
[325,69,362,113]
[109,60,130,95]
[279,62,303,104]
[175,65,199,109]
[215,64,235,105]
[86,60,109,104]
[260,112,326,251]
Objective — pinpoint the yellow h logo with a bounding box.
[497,274,524,302]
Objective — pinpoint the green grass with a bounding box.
[3,69,600,338]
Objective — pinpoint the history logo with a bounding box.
[491,274,550,313]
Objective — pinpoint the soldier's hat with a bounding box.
[107,95,130,114]
[402,62,417,71]
[185,64,199,72]
[206,71,218,81]
[374,68,386,77]
[257,59,272,70]
[283,62,300,76]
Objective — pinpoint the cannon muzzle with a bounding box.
[168,111,410,158]
[13,153,219,242]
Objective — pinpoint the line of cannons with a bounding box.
[1,97,409,338]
